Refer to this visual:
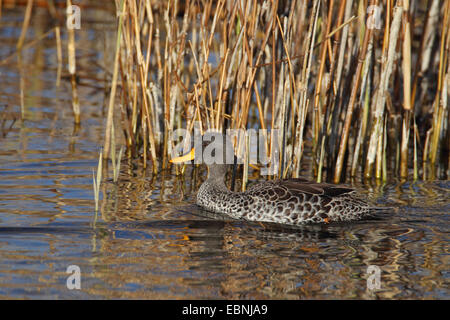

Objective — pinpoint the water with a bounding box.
[0,5,448,300]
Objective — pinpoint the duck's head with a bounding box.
[170,132,235,181]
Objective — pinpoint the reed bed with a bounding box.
[105,0,448,184]
[4,0,449,184]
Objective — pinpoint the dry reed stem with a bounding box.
[313,0,334,148]
[429,0,449,171]
[104,0,125,161]
[293,0,320,178]
[16,0,33,50]
[365,2,402,179]
[400,0,412,179]
[334,0,376,183]
[67,0,80,124]
[55,26,62,87]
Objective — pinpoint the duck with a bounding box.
[170,132,371,225]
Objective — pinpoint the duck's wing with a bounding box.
[246,178,355,199]
[279,179,355,197]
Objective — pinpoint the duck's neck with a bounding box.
[204,164,230,192]
[197,165,244,217]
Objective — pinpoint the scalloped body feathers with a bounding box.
[196,177,370,225]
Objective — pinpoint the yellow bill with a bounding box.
[170,147,195,163]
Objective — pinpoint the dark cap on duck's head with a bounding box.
[198,131,235,165]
